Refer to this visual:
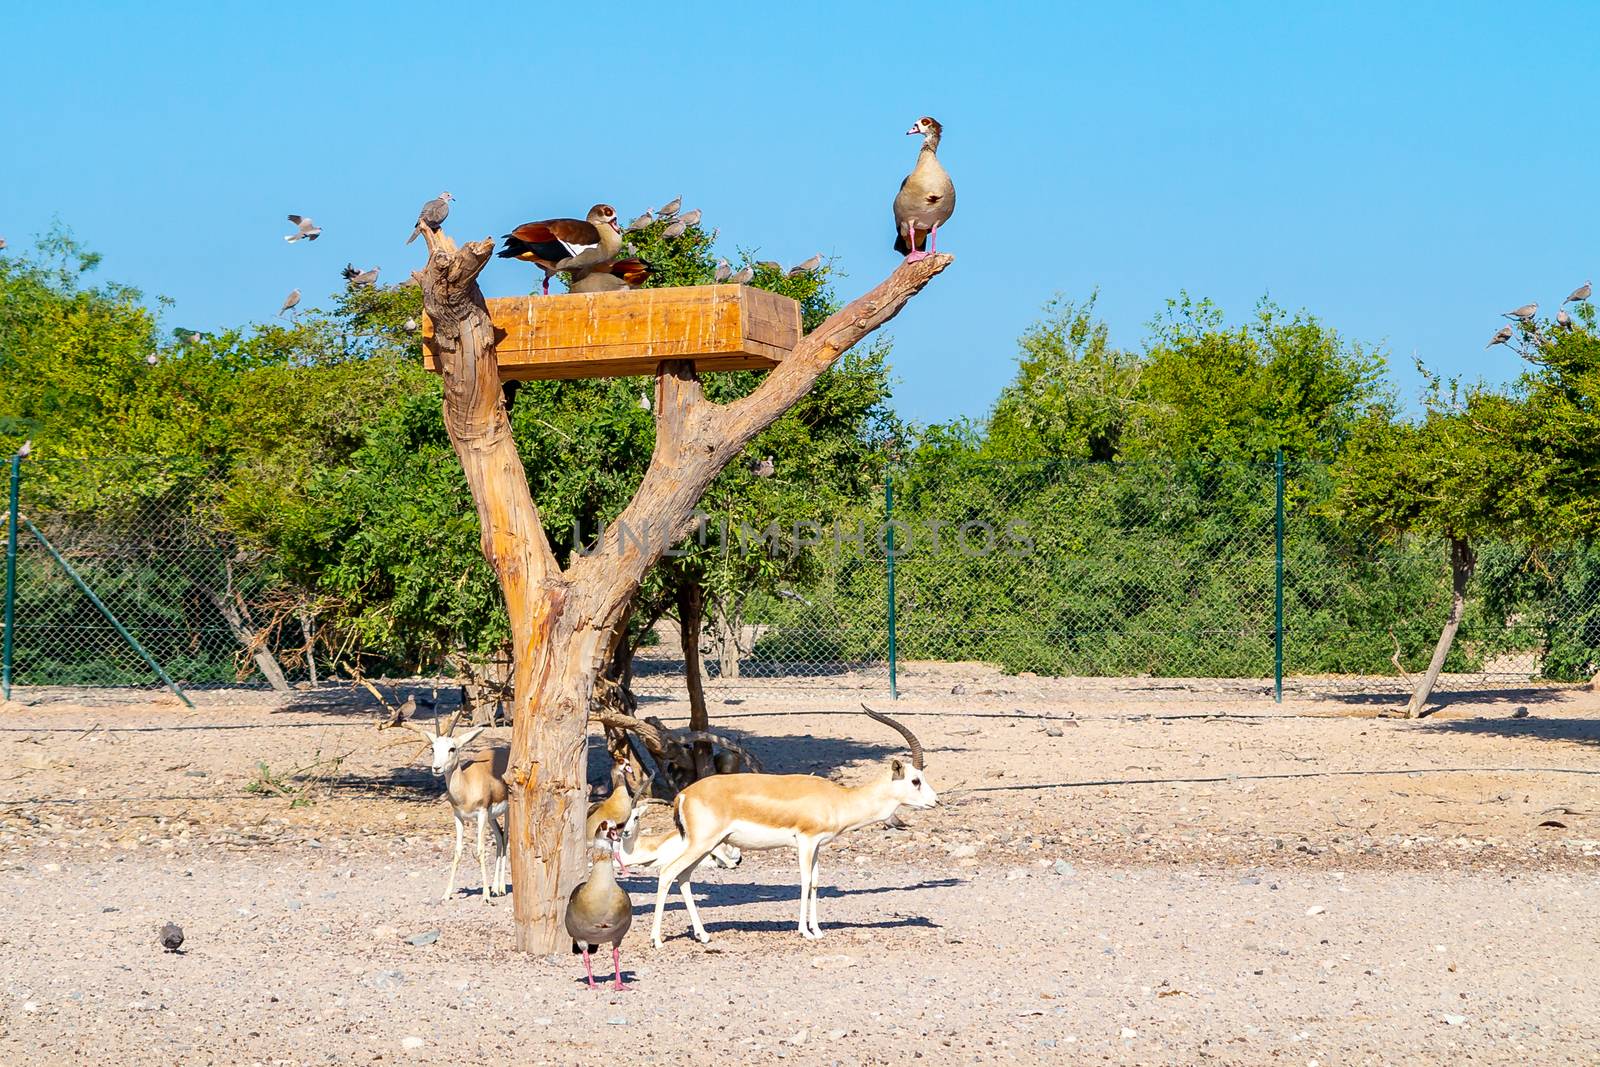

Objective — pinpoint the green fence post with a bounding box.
[1274,450,1285,704]
[885,475,898,700]
[22,516,193,708]
[2,453,18,700]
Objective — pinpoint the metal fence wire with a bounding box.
[5,455,1599,701]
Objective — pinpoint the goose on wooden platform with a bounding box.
[893,116,955,262]
[568,257,653,294]
[499,204,623,295]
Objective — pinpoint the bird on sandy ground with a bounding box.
[661,219,687,239]
[625,210,653,232]
[714,258,731,282]
[1502,302,1538,321]
[788,253,822,275]
[498,205,623,295]
[279,289,301,316]
[1566,281,1592,304]
[566,828,632,991]
[752,456,775,478]
[343,263,380,288]
[893,116,955,262]
[657,195,682,218]
[676,208,701,227]
[284,215,322,242]
[1487,325,1515,349]
[1556,308,1574,331]
[568,257,652,294]
[406,191,453,244]
[158,922,185,953]
[729,266,753,285]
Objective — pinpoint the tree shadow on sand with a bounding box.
[1421,713,1600,749]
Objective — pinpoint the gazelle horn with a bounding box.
[861,704,924,770]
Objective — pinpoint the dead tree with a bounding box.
[413,221,951,952]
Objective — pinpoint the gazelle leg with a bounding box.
[442,814,464,901]
[652,839,715,948]
[795,839,819,939]
[677,869,710,944]
[475,809,493,903]
[490,815,508,896]
[807,849,824,936]
[611,943,626,991]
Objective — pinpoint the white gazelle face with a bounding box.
[892,760,937,809]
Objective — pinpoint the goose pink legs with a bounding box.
[903,221,930,263]
[581,947,597,989]
[611,944,626,991]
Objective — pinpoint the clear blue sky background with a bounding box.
[4,2,1594,426]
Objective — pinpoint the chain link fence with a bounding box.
[5,456,1599,702]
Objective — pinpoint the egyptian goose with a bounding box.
[892,116,955,262]
[498,204,623,295]
[566,830,633,991]
[568,257,653,294]
[406,191,453,244]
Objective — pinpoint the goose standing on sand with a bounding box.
[499,204,623,295]
[893,116,955,262]
[566,828,633,991]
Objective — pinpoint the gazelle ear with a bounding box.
[456,726,487,748]
[890,758,905,779]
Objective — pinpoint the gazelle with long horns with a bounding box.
[650,706,935,947]
[403,710,511,903]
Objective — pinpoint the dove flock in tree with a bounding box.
[1566,281,1591,304]
[676,208,701,227]
[789,253,823,275]
[1502,302,1538,322]
[284,214,322,242]
[1556,308,1574,331]
[729,266,754,285]
[343,263,380,288]
[657,195,682,218]
[661,219,687,239]
[625,211,653,232]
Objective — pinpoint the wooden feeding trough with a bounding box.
[421,284,802,381]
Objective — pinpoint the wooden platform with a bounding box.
[422,284,801,381]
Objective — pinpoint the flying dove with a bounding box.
[788,253,823,275]
[342,263,380,288]
[729,266,754,285]
[1566,280,1592,304]
[661,219,687,239]
[657,195,682,218]
[406,191,453,244]
[676,208,702,227]
[279,289,301,316]
[1486,325,1514,349]
[285,215,322,242]
[625,211,653,232]
[1502,302,1538,321]
[714,258,731,282]
[1556,308,1574,331]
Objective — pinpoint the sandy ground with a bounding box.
[3,676,1600,1063]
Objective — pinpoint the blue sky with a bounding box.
[4,2,1594,426]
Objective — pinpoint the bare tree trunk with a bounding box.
[1406,537,1475,718]
[298,607,318,685]
[677,579,713,778]
[714,599,742,679]
[414,221,951,953]
[207,588,289,692]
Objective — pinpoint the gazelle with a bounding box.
[405,718,510,903]
[650,706,935,947]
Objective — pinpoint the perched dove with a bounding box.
[406,191,453,244]
[729,266,754,285]
[1486,325,1514,349]
[279,289,300,316]
[754,260,782,273]
[637,391,651,411]
[788,253,823,275]
[714,258,731,282]
[145,353,159,365]
[0,237,7,251]
[342,263,380,288]
[16,440,32,459]
[404,317,418,332]
[657,195,682,218]
[1556,308,1574,331]
[752,456,775,478]
[661,219,687,239]
[625,211,653,232]
[284,214,322,242]
[676,208,702,227]
[189,332,201,344]
[1502,302,1538,321]
[1566,280,1592,304]
[158,922,185,953]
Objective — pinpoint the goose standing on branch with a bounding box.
[893,116,955,262]
[405,191,453,244]
[499,204,623,295]
[566,828,633,991]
